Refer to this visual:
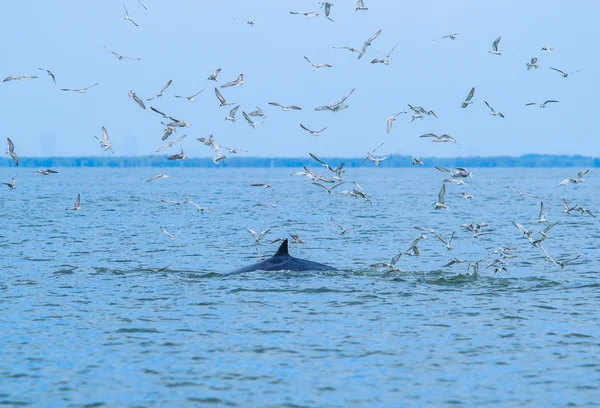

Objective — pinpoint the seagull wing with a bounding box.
[243,111,254,125]
[543,100,559,106]
[229,105,240,117]
[492,36,501,51]
[465,87,475,102]
[549,67,567,76]
[438,183,446,204]
[269,102,283,108]
[214,88,227,104]
[74,193,80,208]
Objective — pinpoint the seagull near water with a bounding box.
[331,217,360,235]
[94,126,114,154]
[304,56,332,71]
[385,111,406,133]
[147,173,168,182]
[160,226,182,240]
[558,170,589,186]
[434,184,448,210]
[186,198,212,212]
[371,251,404,273]
[247,228,270,245]
[506,186,538,198]
[1,178,16,190]
[411,156,424,166]
[155,135,186,152]
[35,169,58,175]
[6,138,18,166]
[69,193,81,210]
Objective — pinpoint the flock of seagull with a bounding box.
[2,1,591,274]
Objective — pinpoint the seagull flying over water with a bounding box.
[155,135,186,152]
[331,217,360,235]
[371,43,399,65]
[420,133,458,144]
[540,45,554,53]
[434,183,448,210]
[147,173,169,182]
[506,186,538,198]
[70,193,81,210]
[35,169,58,175]
[1,178,16,190]
[371,251,404,273]
[6,138,18,166]
[94,126,114,154]
[167,147,187,161]
[558,170,589,186]
[160,226,182,240]
[247,228,270,245]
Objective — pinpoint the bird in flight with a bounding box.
[38,68,56,85]
[6,138,18,166]
[123,4,139,27]
[461,87,475,108]
[128,90,146,109]
[526,57,539,70]
[549,67,582,78]
[484,101,505,118]
[61,82,98,93]
[146,79,172,101]
[3,74,37,82]
[525,100,559,108]
[433,33,459,41]
[303,56,332,71]
[1,178,16,190]
[175,89,204,102]
[94,126,114,154]
[489,36,502,55]
[207,68,221,82]
[103,46,140,61]
[160,226,182,240]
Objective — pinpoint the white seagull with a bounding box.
[94,126,114,154]
[6,138,18,166]
[70,193,81,210]
[1,178,16,190]
[461,87,475,108]
[526,57,539,70]
[489,36,502,55]
[434,184,447,210]
[525,100,559,108]
[304,56,332,71]
[207,68,221,82]
[123,4,139,27]
[147,173,169,182]
[103,46,140,61]
[300,124,326,136]
[484,101,505,118]
[549,67,582,78]
[160,226,182,240]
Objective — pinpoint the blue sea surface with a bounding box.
[1,167,599,407]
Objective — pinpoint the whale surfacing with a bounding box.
[230,239,338,273]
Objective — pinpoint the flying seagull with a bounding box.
[359,142,384,167]
[526,57,539,70]
[167,147,187,161]
[371,251,404,273]
[247,228,270,245]
[304,56,332,71]
[6,138,18,166]
[420,133,458,144]
[175,89,204,102]
[540,45,554,53]
[558,170,589,186]
[433,33,459,41]
[94,126,114,154]
[484,101,505,118]
[3,74,37,82]
[549,67,582,78]
[147,173,169,182]
[61,82,98,93]
[318,2,334,21]
[300,124,326,136]
[331,217,361,235]
[461,87,475,108]
[38,68,56,85]
[434,184,447,210]
[155,134,186,152]
[1,178,16,190]
[214,87,234,107]
[160,226,182,240]
[221,74,244,88]
[489,36,502,55]
[207,68,221,82]
[70,193,81,210]
[269,102,302,111]
[225,105,240,122]
[356,0,368,11]
[385,111,406,133]
[103,46,140,61]
[243,111,263,129]
[128,90,146,109]
[359,29,382,59]
[146,79,172,101]
[289,10,319,18]
[371,43,399,65]
[506,186,538,198]
[525,100,559,108]
[123,4,139,27]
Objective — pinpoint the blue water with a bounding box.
[1,167,599,407]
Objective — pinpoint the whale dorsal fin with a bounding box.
[273,239,289,257]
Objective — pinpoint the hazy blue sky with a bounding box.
[1,0,597,158]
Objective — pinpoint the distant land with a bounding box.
[1,154,600,168]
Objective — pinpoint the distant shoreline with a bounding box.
[1,154,599,168]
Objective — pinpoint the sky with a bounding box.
[1,0,597,158]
